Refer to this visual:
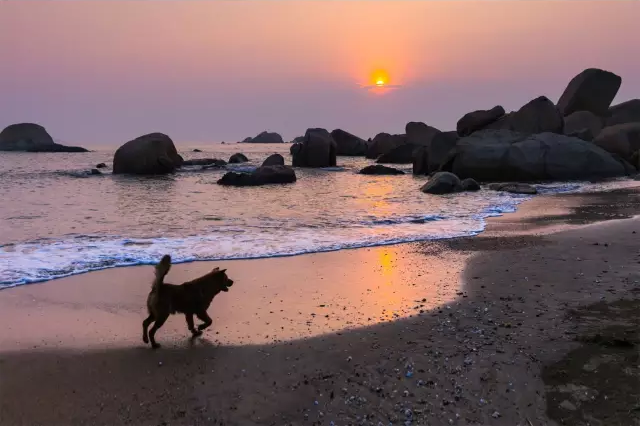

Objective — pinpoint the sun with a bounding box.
[376,79,385,87]
[370,69,390,87]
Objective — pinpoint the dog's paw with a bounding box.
[143,335,149,344]
[151,343,161,349]
[191,330,203,337]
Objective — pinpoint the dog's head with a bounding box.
[211,267,234,292]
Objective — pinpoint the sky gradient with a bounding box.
[1,1,639,146]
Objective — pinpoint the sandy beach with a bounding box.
[1,189,639,425]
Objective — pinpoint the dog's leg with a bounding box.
[185,313,202,337]
[142,314,155,344]
[196,311,213,331]
[148,313,169,349]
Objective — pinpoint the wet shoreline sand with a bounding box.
[1,188,639,425]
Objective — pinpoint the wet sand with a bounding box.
[1,188,639,425]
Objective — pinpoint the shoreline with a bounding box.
[1,188,639,424]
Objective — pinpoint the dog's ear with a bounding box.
[211,267,220,272]
[219,269,227,274]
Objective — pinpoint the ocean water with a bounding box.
[0,143,633,288]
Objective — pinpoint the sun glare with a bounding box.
[376,79,385,86]
[371,70,390,87]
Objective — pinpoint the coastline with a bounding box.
[1,188,639,425]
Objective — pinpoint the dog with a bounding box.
[142,254,234,349]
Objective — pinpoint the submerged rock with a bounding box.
[217,165,296,186]
[228,153,249,164]
[182,158,227,167]
[262,153,285,167]
[359,165,405,175]
[488,182,537,195]
[420,172,463,195]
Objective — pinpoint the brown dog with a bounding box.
[142,255,234,349]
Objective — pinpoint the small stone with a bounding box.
[491,411,501,418]
[559,400,577,411]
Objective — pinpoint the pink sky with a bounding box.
[1,1,639,145]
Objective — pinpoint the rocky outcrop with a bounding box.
[405,122,440,146]
[440,130,626,182]
[0,123,88,152]
[557,68,621,117]
[228,153,249,164]
[486,96,563,134]
[413,131,459,175]
[241,131,284,144]
[291,128,337,167]
[217,165,296,186]
[330,129,368,156]
[456,106,505,136]
[563,111,603,141]
[606,99,640,127]
[420,172,463,195]
[593,123,640,160]
[359,165,404,175]
[376,143,419,164]
[366,133,406,159]
[262,154,285,167]
[461,178,480,192]
[489,183,537,195]
[113,133,183,175]
[182,158,226,167]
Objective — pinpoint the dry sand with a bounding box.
[1,189,639,425]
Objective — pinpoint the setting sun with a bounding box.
[371,69,390,87]
[376,79,385,86]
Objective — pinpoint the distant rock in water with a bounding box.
[113,133,183,175]
[330,129,369,156]
[183,158,227,167]
[291,128,337,168]
[420,172,463,195]
[262,153,285,167]
[193,148,202,152]
[0,123,88,152]
[228,153,249,164]
[95,163,107,169]
[241,131,284,144]
[489,183,537,195]
[359,165,404,175]
[217,165,296,186]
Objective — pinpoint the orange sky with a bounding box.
[1,1,639,144]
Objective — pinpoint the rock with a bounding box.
[461,178,480,191]
[193,148,202,152]
[412,131,459,175]
[182,158,227,167]
[292,136,305,143]
[566,128,596,142]
[359,165,404,175]
[291,128,337,168]
[330,129,368,156]
[456,106,505,136]
[420,172,462,194]
[405,122,440,146]
[376,143,419,164]
[241,131,284,144]
[557,68,621,116]
[366,133,406,159]
[217,165,296,186]
[489,183,537,195]
[606,99,640,127]
[559,400,577,411]
[593,122,640,160]
[90,168,101,175]
[0,123,88,152]
[113,133,183,175]
[95,163,107,168]
[228,153,249,164]
[262,154,285,167]
[440,130,626,182]
[563,111,603,141]
[486,96,562,134]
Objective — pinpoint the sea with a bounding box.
[0,142,634,288]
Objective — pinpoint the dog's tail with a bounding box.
[152,254,172,290]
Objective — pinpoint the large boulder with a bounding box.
[420,172,463,195]
[485,96,563,134]
[606,99,640,127]
[359,165,404,175]
[563,110,604,141]
[113,133,183,175]
[593,123,640,160]
[217,165,296,186]
[0,123,87,152]
[291,128,337,167]
[405,122,440,146]
[376,143,419,164]
[412,131,459,175]
[330,129,368,156]
[440,129,626,182]
[262,153,285,167]
[242,131,284,144]
[366,133,406,159]
[228,153,249,164]
[556,68,621,117]
[456,106,505,136]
